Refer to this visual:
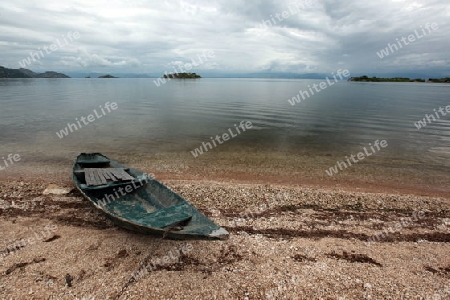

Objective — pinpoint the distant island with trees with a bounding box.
[163,72,201,79]
[98,74,118,78]
[0,66,69,78]
[2,66,448,83]
[349,75,450,83]
[428,78,450,83]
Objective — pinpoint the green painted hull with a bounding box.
[72,153,228,240]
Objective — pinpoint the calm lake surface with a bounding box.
[0,78,449,179]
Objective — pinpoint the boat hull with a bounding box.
[72,153,228,240]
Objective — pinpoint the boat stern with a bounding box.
[208,227,229,240]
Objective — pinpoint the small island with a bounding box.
[428,78,450,83]
[348,76,423,82]
[348,75,450,83]
[98,74,118,78]
[163,72,201,79]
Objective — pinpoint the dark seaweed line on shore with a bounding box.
[224,226,450,243]
[218,206,449,220]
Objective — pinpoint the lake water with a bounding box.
[0,78,449,185]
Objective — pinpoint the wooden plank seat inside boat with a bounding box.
[78,168,135,186]
[145,204,192,228]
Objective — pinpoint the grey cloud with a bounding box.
[0,0,448,76]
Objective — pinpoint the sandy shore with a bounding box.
[0,173,449,300]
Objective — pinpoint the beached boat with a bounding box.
[72,153,228,240]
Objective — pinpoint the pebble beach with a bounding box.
[0,164,449,299]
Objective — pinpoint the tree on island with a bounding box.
[163,72,201,79]
[98,74,118,78]
[429,78,450,83]
[347,75,439,83]
[348,76,410,82]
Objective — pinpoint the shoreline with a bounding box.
[1,168,450,198]
[1,147,449,199]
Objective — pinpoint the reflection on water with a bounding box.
[0,78,449,170]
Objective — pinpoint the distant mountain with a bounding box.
[36,71,70,78]
[66,71,329,79]
[0,66,27,78]
[29,69,450,80]
[66,72,152,78]
[207,72,327,79]
[0,66,70,78]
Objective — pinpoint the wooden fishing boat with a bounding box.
[72,153,228,240]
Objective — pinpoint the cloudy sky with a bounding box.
[0,0,449,76]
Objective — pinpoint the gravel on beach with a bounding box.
[0,179,449,299]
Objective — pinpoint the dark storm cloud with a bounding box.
[0,0,448,75]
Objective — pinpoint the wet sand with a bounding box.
[2,148,450,196]
[0,161,449,300]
